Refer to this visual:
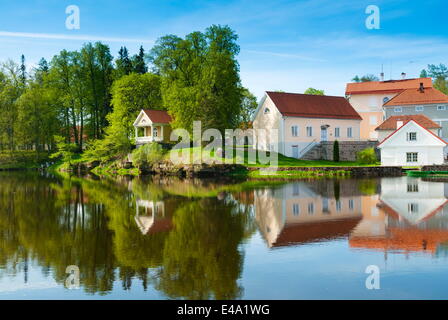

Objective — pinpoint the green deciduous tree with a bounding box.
[150,25,243,135]
[304,87,325,95]
[351,74,379,82]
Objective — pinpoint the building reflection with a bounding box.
[349,177,448,254]
[253,181,363,247]
[135,199,172,235]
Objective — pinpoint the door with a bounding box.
[292,145,299,158]
[321,127,328,141]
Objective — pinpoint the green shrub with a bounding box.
[132,142,164,167]
[356,147,377,164]
[333,140,340,162]
[50,135,77,165]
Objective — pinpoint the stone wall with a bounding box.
[150,162,246,178]
[301,141,379,161]
[421,165,448,171]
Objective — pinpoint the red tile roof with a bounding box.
[143,109,172,124]
[266,91,362,120]
[375,115,441,131]
[273,217,362,247]
[377,120,448,147]
[383,87,448,106]
[345,78,432,95]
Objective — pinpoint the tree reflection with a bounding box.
[0,172,254,298]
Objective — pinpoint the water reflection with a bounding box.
[254,181,363,247]
[350,177,448,254]
[1,172,448,298]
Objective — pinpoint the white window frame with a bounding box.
[394,107,402,113]
[291,125,298,137]
[348,199,354,210]
[336,200,342,212]
[437,105,446,111]
[334,127,340,138]
[408,203,419,214]
[347,127,353,138]
[415,106,424,112]
[293,203,300,216]
[306,126,313,137]
[264,108,270,114]
[406,132,417,141]
[406,152,418,162]
[307,202,314,214]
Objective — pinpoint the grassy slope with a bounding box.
[165,147,380,168]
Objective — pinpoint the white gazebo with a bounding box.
[133,109,172,145]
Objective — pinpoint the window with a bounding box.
[306,126,313,137]
[153,127,158,137]
[415,106,424,112]
[394,107,402,112]
[369,116,377,125]
[293,183,300,196]
[438,105,446,111]
[383,97,390,104]
[406,132,417,141]
[264,108,270,114]
[406,152,418,162]
[347,127,353,138]
[348,199,354,210]
[408,203,419,214]
[322,198,329,214]
[334,127,340,138]
[336,200,342,212]
[291,125,298,137]
[407,183,419,192]
[308,202,314,214]
[293,204,300,216]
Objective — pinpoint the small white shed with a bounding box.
[378,120,447,166]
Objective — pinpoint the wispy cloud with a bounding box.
[0,31,154,44]
[243,49,327,62]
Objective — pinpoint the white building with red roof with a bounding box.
[377,119,447,166]
[252,91,362,158]
[133,109,172,145]
[345,77,433,141]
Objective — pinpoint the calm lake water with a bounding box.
[1,171,448,299]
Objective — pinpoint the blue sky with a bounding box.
[0,0,447,98]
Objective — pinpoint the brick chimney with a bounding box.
[419,82,425,93]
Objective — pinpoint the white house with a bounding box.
[377,119,447,166]
[133,109,172,145]
[252,91,362,158]
[375,114,441,142]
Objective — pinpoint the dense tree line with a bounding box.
[0,43,148,153]
[0,25,258,164]
[420,63,448,94]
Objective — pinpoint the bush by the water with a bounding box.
[356,147,377,164]
[132,143,164,167]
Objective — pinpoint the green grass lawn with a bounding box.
[165,147,380,168]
